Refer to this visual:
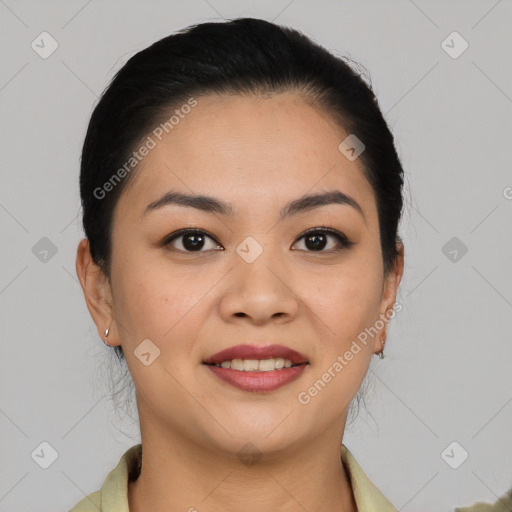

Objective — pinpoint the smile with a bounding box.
[206,357,299,371]
[203,360,309,392]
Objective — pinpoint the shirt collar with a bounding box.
[72,443,396,511]
[340,444,397,511]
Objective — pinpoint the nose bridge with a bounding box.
[220,233,298,322]
[235,234,283,288]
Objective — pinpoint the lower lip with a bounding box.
[204,364,308,392]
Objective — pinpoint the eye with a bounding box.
[292,227,353,253]
[163,228,223,253]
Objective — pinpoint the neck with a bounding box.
[128,416,357,512]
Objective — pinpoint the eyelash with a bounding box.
[162,227,354,254]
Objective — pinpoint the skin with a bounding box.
[76,91,404,512]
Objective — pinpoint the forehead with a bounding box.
[116,92,377,223]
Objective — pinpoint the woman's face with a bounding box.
[78,92,403,458]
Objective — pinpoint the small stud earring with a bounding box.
[103,323,112,345]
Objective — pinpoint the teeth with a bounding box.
[260,358,279,371]
[214,358,298,371]
[231,359,244,370]
[244,359,259,371]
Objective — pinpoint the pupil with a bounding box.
[306,233,326,251]
[184,233,204,251]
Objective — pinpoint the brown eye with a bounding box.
[163,229,223,253]
[293,228,353,252]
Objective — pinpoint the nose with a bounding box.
[218,252,299,326]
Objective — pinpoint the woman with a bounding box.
[71,17,405,511]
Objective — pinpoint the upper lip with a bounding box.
[203,344,309,365]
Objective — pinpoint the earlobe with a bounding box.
[103,323,114,346]
[377,330,387,359]
[75,238,116,344]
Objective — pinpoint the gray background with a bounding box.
[1,0,511,511]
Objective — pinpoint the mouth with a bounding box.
[204,358,306,371]
[202,344,309,392]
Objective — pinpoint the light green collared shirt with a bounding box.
[69,443,397,511]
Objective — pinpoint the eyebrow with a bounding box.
[143,189,365,222]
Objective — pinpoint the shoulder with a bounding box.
[454,487,512,512]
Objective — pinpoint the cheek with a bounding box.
[302,256,383,357]
[310,256,383,315]
[112,262,205,396]
[295,268,381,417]
[112,255,213,348]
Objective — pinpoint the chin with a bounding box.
[215,416,303,452]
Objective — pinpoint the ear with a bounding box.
[376,240,405,354]
[75,238,120,347]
